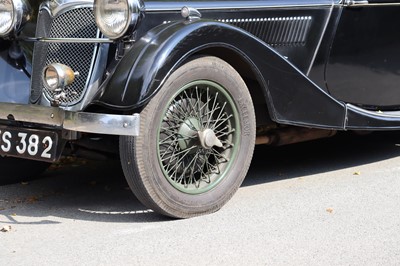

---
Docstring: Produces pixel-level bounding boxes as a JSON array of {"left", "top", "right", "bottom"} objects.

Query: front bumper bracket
[{"left": 0, "top": 103, "right": 140, "bottom": 136}]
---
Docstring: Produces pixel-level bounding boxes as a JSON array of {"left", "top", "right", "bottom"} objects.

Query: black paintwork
[
  {"left": 308, "top": 5, "right": 342, "bottom": 92},
  {"left": 134, "top": 4, "right": 332, "bottom": 74},
  {"left": 327, "top": 6, "right": 400, "bottom": 110},
  {"left": 4, "top": 0, "right": 400, "bottom": 131},
  {"left": 0, "top": 40, "right": 30, "bottom": 104},
  {"left": 98, "top": 18, "right": 346, "bottom": 129}
]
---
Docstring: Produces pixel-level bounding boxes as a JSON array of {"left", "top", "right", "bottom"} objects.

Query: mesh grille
[{"left": 31, "top": 7, "right": 98, "bottom": 105}]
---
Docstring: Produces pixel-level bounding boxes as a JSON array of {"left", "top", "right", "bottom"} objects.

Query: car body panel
[
  {"left": 0, "top": 41, "right": 30, "bottom": 104},
  {"left": 98, "top": 18, "right": 347, "bottom": 129},
  {"left": 1, "top": 0, "right": 400, "bottom": 133},
  {"left": 327, "top": 5, "right": 400, "bottom": 110}
]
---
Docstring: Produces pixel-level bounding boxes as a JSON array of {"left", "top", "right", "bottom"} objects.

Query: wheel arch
[
  {"left": 191, "top": 47, "right": 274, "bottom": 126},
  {"left": 96, "top": 21, "right": 273, "bottom": 113},
  {"left": 97, "top": 19, "right": 346, "bottom": 129}
]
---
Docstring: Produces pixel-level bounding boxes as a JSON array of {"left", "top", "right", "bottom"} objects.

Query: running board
[{"left": 346, "top": 104, "right": 400, "bottom": 130}]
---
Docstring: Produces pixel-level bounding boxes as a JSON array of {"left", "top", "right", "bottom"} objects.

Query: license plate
[{"left": 0, "top": 126, "right": 59, "bottom": 162}]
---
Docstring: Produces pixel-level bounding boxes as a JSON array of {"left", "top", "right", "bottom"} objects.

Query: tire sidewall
[{"left": 132, "top": 57, "right": 255, "bottom": 216}]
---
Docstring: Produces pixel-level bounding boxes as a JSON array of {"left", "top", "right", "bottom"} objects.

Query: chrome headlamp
[
  {"left": 94, "top": 0, "right": 144, "bottom": 40},
  {"left": 0, "top": 0, "right": 31, "bottom": 37}
]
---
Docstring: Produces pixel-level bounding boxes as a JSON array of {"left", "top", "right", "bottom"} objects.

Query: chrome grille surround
[{"left": 31, "top": 5, "right": 99, "bottom": 107}]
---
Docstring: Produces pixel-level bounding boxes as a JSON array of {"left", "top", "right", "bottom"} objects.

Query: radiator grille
[
  {"left": 219, "top": 16, "right": 312, "bottom": 47},
  {"left": 31, "top": 7, "right": 98, "bottom": 105}
]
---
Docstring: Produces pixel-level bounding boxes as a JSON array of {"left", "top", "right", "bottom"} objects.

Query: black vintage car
[{"left": 0, "top": 0, "right": 398, "bottom": 217}]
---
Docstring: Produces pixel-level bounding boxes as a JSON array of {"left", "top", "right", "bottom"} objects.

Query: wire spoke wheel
[
  {"left": 158, "top": 81, "right": 239, "bottom": 194},
  {"left": 120, "top": 56, "right": 255, "bottom": 218}
]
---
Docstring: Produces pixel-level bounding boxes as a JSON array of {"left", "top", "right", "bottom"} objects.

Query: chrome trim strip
[
  {"left": 306, "top": 4, "right": 333, "bottom": 76},
  {"left": 145, "top": 0, "right": 335, "bottom": 11},
  {"left": 0, "top": 103, "right": 140, "bottom": 136},
  {"left": 346, "top": 104, "right": 400, "bottom": 118},
  {"left": 22, "top": 37, "right": 113, "bottom": 43},
  {"left": 146, "top": 4, "right": 334, "bottom": 11},
  {"left": 78, "top": 37, "right": 110, "bottom": 111},
  {"left": 41, "top": 1, "right": 94, "bottom": 17},
  {"left": 344, "top": 103, "right": 348, "bottom": 129},
  {"left": 347, "top": 2, "right": 400, "bottom": 6}
]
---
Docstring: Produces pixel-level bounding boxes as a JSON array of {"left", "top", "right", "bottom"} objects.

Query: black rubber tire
[
  {"left": 0, "top": 157, "right": 50, "bottom": 185},
  {"left": 120, "top": 56, "right": 256, "bottom": 218}
]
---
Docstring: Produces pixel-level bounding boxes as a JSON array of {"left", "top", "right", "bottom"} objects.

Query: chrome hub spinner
[{"left": 198, "top": 128, "right": 223, "bottom": 149}]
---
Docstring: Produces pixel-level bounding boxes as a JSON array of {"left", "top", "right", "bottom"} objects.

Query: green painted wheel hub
[{"left": 157, "top": 80, "right": 240, "bottom": 194}]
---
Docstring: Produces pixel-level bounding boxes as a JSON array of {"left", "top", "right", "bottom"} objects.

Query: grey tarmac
[{"left": 1, "top": 131, "right": 400, "bottom": 265}]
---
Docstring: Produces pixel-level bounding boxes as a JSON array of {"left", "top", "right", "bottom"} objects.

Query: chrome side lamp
[{"left": 42, "top": 63, "right": 79, "bottom": 106}]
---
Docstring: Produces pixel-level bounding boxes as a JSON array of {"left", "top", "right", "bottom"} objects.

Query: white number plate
[{"left": 0, "top": 126, "right": 58, "bottom": 162}]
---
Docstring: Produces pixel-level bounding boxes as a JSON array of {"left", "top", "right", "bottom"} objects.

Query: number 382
[{"left": 0, "top": 131, "right": 54, "bottom": 159}]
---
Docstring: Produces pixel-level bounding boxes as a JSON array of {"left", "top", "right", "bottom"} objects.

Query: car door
[{"left": 326, "top": 1, "right": 400, "bottom": 109}]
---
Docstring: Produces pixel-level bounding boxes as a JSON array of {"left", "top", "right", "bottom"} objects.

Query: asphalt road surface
[{"left": 1, "top": 131, "right": 400, "bottom": 265}]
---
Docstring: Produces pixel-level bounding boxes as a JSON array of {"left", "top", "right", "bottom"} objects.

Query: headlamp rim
[
  {"left": 0, "top": 0, "right": 31, "bottom": 37},
  {"left": 0, "top": 0, "right": 16, "bottom": 36},
  {"left": 43, "top": 65, "right": 61, "bottom": 91},
  {"left": 94, "top": 0, "right": 144, "bottom": 40}
]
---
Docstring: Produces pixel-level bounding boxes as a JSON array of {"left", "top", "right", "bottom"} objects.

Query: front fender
[{"left": 98, "top": 19, "right": 346, "bottom": 128}]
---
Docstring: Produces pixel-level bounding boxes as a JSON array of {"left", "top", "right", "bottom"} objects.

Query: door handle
[{"left": 346, "top": 0, "right": 369, "bottom": 6}]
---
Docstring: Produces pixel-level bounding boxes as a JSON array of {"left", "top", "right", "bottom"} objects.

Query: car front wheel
[{"left": 120, "top": 56, "right": 256, "bottom": 218}]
